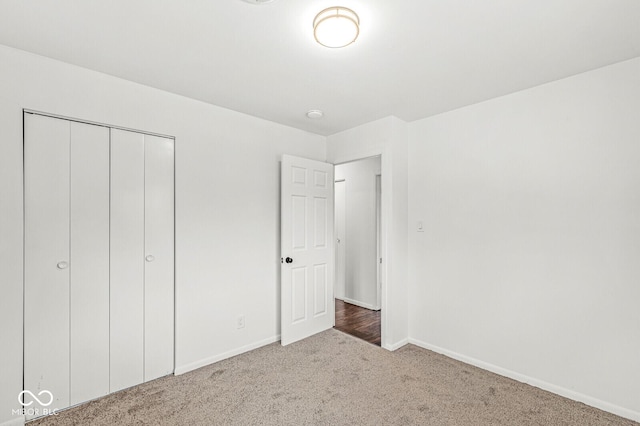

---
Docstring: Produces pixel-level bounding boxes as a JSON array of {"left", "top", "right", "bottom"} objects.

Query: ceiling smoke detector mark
[
  {"left": 306, "top": 110, "right": 324, "bottom": 119},
  {"left": 241, "top": 0, "right": 275, "bottom": 4}
]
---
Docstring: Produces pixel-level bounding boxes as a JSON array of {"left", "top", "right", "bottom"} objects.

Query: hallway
[{"left": 334, "top": 299, "right": 381, "bottom": 346}]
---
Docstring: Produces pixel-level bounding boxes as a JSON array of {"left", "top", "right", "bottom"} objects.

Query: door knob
[
  {"left": 285, "top": 257, "right": 293, "bottom": 264},
  {"left": 145, "top": 255, "right": 155, "bottom": 262},
  {"left": 56, "top": 261, "right": 69, "bottom": 270}
]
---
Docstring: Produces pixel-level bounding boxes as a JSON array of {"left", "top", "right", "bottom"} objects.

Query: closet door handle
[
  {"left": 145, "top": 255, "right": 155, "bottom": 262},
  {"left": 57, "top": 261, "right": 69, "bottom": 270}
]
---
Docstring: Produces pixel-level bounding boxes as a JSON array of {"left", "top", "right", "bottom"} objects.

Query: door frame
[
  {"left": 334, "top": 179, "right": 346, "bottom": 307},
  {"left": 375, "top": 173, "right": 382, "bottom": 311}
]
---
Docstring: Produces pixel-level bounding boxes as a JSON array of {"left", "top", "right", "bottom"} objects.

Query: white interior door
[
  {"left": 281, "top": 155, "right": 334, "bottom": 346},
  {"left": 375, "top": 174, "right": 382, "bottom": 310},
  {"left": 24, "top": 113, "right": 71, "bottom": 416},
  {"left": 334, "top": 180, "right": 346, "bottom": 301}
]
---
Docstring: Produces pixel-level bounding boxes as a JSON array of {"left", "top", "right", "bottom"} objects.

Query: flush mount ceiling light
[{"left": 313, "top": 6, "right": 360, "bottom": 48}]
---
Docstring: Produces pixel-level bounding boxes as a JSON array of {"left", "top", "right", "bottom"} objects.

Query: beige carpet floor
[{"left": 31, "top": 329, "right": 637, "bottom": 425}]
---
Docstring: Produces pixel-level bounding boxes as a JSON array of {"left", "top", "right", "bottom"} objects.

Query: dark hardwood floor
[{"left": 334, "top": 299, "right": 381, "bottom": 346}]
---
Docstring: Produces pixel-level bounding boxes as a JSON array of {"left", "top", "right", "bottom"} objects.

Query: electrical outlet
[{"left": 237, "top": 315, "right": 245, "bottom": 329}]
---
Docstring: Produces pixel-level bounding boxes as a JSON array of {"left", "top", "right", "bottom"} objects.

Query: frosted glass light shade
[{"left": 313, "top": 7, "right": 360, "bottom": 48}]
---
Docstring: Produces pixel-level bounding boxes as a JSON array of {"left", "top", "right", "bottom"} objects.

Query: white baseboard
[
  {"left": 341, "top": 297, "right": 380, "bottom": 311},
  {"left": 383, "top": 337, "right": 409, "bottom": 351},
  {"left": 0, "top": 416, "right": 25, "bottom": 426},
  {"left": 408, "top": 338, "right": 640, "bottom": 423},
  {"left": 174, "top": 335, "right": 280, "bottom": 376}
]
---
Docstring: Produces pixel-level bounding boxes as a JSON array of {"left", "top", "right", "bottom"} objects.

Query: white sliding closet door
[
  {"left": 24, "top": 114, "right": 71, "bottom": 413},
  {"left": 69, "top": 122, "right": 110, "bottom": 405},
  {"left": 144, "top": 135, "right": 175, "bottom": 381},
  {"left": 110, "top": 129, "right": 145, "bottom": 392}
]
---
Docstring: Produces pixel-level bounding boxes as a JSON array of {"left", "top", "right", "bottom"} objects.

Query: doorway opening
[{"left": 333, "top": 156, "right": 381, "bottom": 346}]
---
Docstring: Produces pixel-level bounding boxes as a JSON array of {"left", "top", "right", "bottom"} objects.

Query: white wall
[
  {"left": 327, "top": 116, "right": 409, "bottom": 350},
  {"left": 408, "top": 57, "right": 640, "bottom": 421},
  {"left": 335, "top": 157, "right": 381, "bottom": 310},
  {"left": 0, "top": 98, "right": 24, "bottom": 426},
  {"left": 4, "top": 39, "right": 635, "bottom": 424},
  {"left": 0, "top": 44, "right": 325, "bottom": 425},
  {"left": 388, "top": 118, "right": 409, "bottom": 349}
]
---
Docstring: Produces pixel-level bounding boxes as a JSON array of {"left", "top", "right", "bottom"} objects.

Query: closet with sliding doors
[{"left": 23, "top": 112, "right": 174, "bottom": 418}]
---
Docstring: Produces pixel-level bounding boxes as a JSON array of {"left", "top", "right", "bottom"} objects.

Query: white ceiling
[{"left": 1, "top": 0, "right": 639, "bottom": 135}]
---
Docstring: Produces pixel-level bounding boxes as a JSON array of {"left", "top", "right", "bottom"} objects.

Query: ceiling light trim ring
[{"left": 313, "top": 6, "right": 360, "bottom": 48}]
